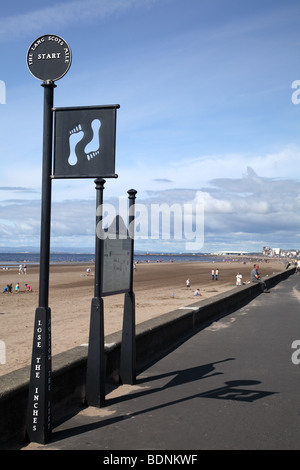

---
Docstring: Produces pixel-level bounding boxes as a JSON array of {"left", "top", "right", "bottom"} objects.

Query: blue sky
[{"left": 1, "top": 0, "right": 300, "bottom": 253}]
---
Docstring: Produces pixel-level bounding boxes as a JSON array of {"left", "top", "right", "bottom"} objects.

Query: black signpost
[
  {"left": 86, "top": 189, "right": 137, "bottom": 406},
  {"left": 26, "top": 34, "right": 72, "bottom": 445},
  {"left": 26, "top": 33, "right": 135, "bottom": 443},
  {"left": 25, "top": 81, "right": 55, "bottom": 445}
]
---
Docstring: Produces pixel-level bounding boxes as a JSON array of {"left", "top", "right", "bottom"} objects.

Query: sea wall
[{"left": 0, "top": 267, "right": 295, "bottom": 447}]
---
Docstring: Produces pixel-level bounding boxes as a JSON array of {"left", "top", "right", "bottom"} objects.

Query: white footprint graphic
[
  {"left": 68, "top": 125, "right": 84, "bottom": 166},
  {"left": 84, "top": 119, "right": 101, "bottom": 160}
]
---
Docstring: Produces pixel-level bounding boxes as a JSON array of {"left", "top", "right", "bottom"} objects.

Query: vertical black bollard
[
  {"left": 120, "top": 189, "right": 137, "bottom": 385},
  {"left": 86, "top": 178, "right": 106, "bottom": 407},
  {"left": 26, "top": 81, "right": 56, "bottom": 444}
]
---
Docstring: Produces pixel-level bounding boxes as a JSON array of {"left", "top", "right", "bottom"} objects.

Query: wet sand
[{"left": 0, "top": 258, "right": 286, "bottom": 375}]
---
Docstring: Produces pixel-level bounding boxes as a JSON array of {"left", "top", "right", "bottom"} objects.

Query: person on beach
[
  {"left": 25, "top": 284, "right": 32, "bottom": 292},
  {"left": 15, "top": 283, "right": 19, "bottom": 293},
  {"left": 236, "top": 272, "right": 242, "bottom": 286},
  {"left": 250, "top": 264, "right": 269, "bottom": 293},
  {"left": 193, "top": 288, "right": 201, "bottom": 296},
  {"left": 215, "top": 269, "right": 219, "bottom": 280},
  {"left": 211, "top": 269, "right": 215, "bottom": 280},
  {"left": 186, "top": 278, "right": 191, "bottom": 289},
  {"left": 3, "top": 283, "right": 12, "bottom": 293}
]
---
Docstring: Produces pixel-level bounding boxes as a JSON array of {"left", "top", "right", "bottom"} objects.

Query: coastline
[{"left": 0, "top": 258, "right": 287, "bottom": 376}]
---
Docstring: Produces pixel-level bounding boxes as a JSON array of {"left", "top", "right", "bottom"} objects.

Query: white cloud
[
  {"left": 3, "top": 141, "right": 300, "bottom": 250},
  {"left": 192, "top": 167, "right": 300, "bottom": 249},
  {"left": 0, "top": 0, "right": 160, "bottom": 43}
]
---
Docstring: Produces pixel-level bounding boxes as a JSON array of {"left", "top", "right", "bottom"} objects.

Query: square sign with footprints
[{"left": 53, "top": 105, "right": 119, "bottom": 178}]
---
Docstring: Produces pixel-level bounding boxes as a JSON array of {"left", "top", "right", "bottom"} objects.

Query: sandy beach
[{"left": 0, "top": 258, "right": 286, "bottom": 376}]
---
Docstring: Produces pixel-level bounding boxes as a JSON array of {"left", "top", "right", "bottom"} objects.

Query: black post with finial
[
  {"left": 86, "top": 178, "right": 106, "bottom": 407},
  {"left": 120, "top": 189, "right": 137, "bottom": 384}
]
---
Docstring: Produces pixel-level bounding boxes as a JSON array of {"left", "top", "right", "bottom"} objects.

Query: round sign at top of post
[{"left": 27, "top": 34, "right": 72, "bottom": 82}]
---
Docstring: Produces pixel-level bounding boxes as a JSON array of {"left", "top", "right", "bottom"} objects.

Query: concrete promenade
[{"left": 20, "top": 272, "right": 300, "bottom": 451}]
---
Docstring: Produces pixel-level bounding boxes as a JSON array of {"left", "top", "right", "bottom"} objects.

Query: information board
[{"left": 102, "top": 216, "right": 132, "bottom": 296}]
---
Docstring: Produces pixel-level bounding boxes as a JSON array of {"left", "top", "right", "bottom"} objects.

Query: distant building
[
  {"left": 262, "top": 247, "right": 300, "bottom": 257},
  {"left": 213, "top": 251, "right": 248, "bottom": 256}
]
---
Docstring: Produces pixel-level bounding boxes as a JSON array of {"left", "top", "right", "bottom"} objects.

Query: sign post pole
[
  {"left": 86, "top": 178, "right": 106, "bottom": 407},
  {"left": 120, "top": 189, "right": 137, "bottom": 385},
  {"left": 26, "top": 81, "right": 55, "bottom": 444},
  {"left": 26, "top": 34, "right": 72, "bottom": 444},
  {"left": 39, "top": 82, "right": 56, "bottom": 308}
]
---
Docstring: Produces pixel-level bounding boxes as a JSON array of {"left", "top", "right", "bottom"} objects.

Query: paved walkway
[{"left": 22, "top": 274, "right": 300, "bottom": 451}]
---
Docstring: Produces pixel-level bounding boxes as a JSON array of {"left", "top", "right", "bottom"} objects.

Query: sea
[{"left": 0, "top": 252, "right": 231, "bottom": 267}]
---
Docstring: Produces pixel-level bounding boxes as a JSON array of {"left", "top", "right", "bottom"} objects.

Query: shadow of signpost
[
  {"left": 50, "top": 359, "right": 277, "bottom": 444},
  {"left": 199, "top": 380, "right": 276, "bottom": 403}
]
